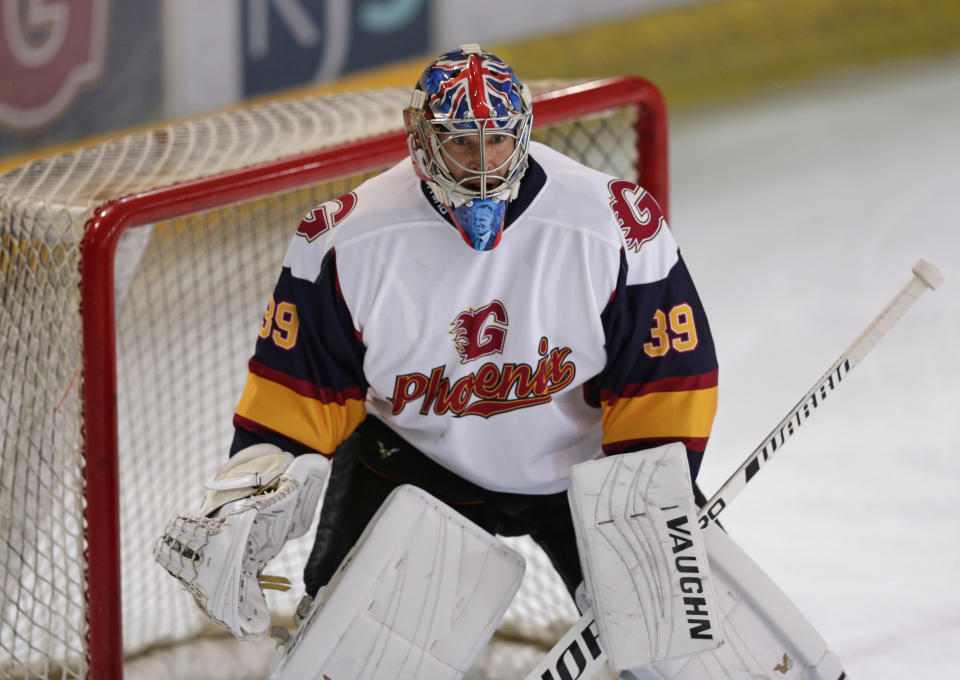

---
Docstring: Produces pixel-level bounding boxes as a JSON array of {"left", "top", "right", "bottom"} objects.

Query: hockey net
[{"left": 0, "top": 77, "right": 667, "bottom": 680}]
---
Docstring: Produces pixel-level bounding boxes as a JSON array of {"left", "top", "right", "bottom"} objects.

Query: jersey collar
[{"left": 420, "top": 156, "right": 547, "bottom": 231}]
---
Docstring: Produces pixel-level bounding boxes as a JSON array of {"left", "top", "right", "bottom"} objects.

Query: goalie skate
[{"left": 155, "top": 447, "right": 329, "bottom": 640}]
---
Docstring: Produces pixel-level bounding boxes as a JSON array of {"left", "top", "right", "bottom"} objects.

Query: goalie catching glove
[{"left": 154, "top": 444, "right": 330, "bottom": 640}]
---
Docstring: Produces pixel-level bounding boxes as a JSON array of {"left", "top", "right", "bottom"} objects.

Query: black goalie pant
[{"left": 303, "top": 415, "right": 583, "bottom": 599}]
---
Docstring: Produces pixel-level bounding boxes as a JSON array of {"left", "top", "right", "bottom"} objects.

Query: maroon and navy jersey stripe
[
  {"left": 231, "top": 250, "right": 367, "bottom": 456},
  {"left": 587, "top": 251, "right": 718, "bottom": 479}
]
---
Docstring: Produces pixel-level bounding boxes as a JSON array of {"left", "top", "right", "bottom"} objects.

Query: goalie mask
[{"left": 404, "top": 44, "right": 533, "bottom": 251}]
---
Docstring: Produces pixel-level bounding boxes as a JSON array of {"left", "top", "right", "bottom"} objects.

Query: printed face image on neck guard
[{"left": 451, "top": 196, "right": 507, "bottom": 251}]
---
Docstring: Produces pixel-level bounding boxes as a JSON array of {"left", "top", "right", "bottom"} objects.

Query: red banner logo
[{"left": 0, "top": 0, "right": 108, "bottom": 132}]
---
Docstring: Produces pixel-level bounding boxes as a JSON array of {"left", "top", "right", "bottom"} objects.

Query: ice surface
[{"left": 672, "top": 55, "right": 960, "bottom": 679}]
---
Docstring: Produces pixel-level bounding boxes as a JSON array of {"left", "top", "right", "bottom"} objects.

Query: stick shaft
[
  {"left": 522, "top": 610, "right": 605, "bottom": 680},
  {"left": 698, "top": 264, "right": 938, "bottom": 530}
]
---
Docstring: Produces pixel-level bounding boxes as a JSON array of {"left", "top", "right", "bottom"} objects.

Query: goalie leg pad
[
  {"left": 154, "top": 446, "right": 330, "bottom": 640},
  {"left": 622, "top": 522, "right": 846, "bottom": 680},
  {"left": 268, "top": 485, "right": 526, "bottom": 680},
  {"left": 568, "top": 444, "right": 723, "bottom": 670}
]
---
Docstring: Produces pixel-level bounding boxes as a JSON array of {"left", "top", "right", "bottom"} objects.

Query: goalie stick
[
  {"left": 523, "top": 259, "right": 942, "bottom": 680},
  {"left": 697, "top": 258, "right": 942, "bottom": 531}
]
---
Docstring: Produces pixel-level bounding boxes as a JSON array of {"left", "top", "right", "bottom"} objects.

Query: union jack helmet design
[
  {"left": 403, "top": 44, "right": 533, "bottom": 211},
  {"left": 420, "top": 47, "right": 527, "bottom": 124}
]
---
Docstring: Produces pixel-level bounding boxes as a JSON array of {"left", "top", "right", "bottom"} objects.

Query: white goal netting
[{"left": 0, "top": 78, "right": 664, "bottom": 680}]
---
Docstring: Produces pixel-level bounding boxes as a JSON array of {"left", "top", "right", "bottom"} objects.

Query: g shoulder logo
[
  {"left": 607, "top": 179, "right": 666, "bottom": 253},
  {"left": 296, "top": 192, "right": 357, "bottom": 242},
  {"left": 450, "top": 300, "right": 508, "bottom": 363}
]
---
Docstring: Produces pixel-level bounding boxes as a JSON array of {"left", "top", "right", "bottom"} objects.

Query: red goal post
[{"left": 0, "top": 76, "right": 667, "bottom": 679}]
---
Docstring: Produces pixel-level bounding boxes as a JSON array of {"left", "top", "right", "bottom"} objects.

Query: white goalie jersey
[{"left": 231, "top": 141, "right": 719, "bottom": 494}]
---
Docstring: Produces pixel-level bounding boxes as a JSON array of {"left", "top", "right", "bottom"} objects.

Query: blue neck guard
[{"left": 451, "top": 198, "right": 507, "bottom": 251}]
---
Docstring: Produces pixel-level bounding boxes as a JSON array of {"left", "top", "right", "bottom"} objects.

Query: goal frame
[{"left": 77, "top": 75, "right": 668, "bottom": 678}]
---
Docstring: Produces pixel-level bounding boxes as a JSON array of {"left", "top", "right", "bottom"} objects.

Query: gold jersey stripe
[
  {"left": 601, "top": 386, "right": 718, "bottom": 446},
  {"left": 235, "top": 372, "right": 365, "bottom": 454}
]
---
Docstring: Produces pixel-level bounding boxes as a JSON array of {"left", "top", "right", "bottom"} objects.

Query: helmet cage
[
  {"left": 403, "top": 46, "right": 533, "bottom": 206},
  {"left": 416, "top": 113, "right": 532, "bottom": 202}
]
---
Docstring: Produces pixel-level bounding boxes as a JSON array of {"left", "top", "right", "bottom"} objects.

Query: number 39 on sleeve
[
  {"left": 642, "top": 302, "right": 698, "bottom": 357},
  {"left": 259, "top": 297, "right": 300, "bottom": 350}
]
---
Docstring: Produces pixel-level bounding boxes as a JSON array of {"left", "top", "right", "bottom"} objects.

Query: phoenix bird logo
[{"left": 450, "top": 300, "right": 509, "bottom": 363}]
